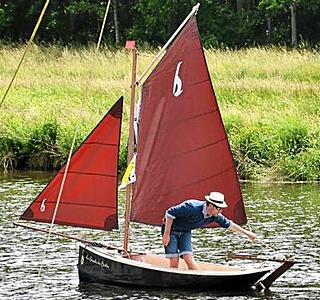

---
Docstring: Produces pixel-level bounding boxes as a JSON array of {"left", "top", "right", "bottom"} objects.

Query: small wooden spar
[
  {"left": 228, "top": 253, "right": 295, "bottom": 291},
  {"left": 14, "top": 222, "right": 114, "bottom": 249},
  {"left": 228, "top": 253, "right": 294, "bottom": 264},
  {"left": 14, "top": 222, "right": 146, "bottom": 259}
]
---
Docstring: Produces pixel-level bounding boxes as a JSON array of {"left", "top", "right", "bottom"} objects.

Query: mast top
[
  {"left": 136, "top": 3, "right": 201, "bottom": 86},
  {"left": 193, "top": 3, "right": 200, "bottom": 15}
]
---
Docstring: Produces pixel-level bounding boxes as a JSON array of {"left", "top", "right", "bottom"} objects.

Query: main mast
[{"left": 123, "top": 41, "right": 138, "bottom": 253}]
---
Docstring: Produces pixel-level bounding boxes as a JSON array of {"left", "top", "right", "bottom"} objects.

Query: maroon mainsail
[
  {"left": 131, "top": 18, "right": 246, "bottom": 226},
  {"left": 20, "top": 97, "right": 123, "bottom": 230}
]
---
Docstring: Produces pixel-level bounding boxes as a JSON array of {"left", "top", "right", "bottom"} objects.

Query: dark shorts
[{"left": 162, "top": 227, "right": 193, "bottom": 258}]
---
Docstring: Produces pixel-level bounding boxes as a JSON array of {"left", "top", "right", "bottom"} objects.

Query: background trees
[{"left": 0, "top": 0, "right": 319, "bottom": 48}]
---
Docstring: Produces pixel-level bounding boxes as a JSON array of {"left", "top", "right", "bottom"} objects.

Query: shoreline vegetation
[{"left": 0, "top": 45, "right": 319, "bottom": 182}]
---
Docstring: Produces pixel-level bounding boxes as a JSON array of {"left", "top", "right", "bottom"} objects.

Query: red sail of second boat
[
  {"left": 20, "top": 97, "right": 123, "bottom": 231},
  {"left": 131, "top": 18, "right": 247, "bottom": 226}
]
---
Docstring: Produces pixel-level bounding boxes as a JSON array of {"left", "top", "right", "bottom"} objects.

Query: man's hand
[
  {"left": 162, "top": 233, "right": 170, "bottom": 246},
  {"left": 246, "top": 231, "right": 257, "bottom": 242},
  {"left": 230, "top": 222, "right": 257, "bottom": 242},
  {"left": 162, "top": 217, "right": 173, "bottom": 246}
]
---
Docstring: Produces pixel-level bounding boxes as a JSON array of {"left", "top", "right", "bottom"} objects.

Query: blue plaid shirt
[{"left": 165, "top": 200, "right": 231, "bottom": 232}]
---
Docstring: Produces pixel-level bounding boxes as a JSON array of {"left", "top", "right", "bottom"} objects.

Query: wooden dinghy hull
[{"left": 77, "top": 244, "right": 272, "bottom": 290}]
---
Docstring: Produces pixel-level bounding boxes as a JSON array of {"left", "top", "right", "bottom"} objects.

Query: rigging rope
[
  {"left": 37, "top": 126, "right": 78, "bottom": 278},
  {"left": 0, "top": 0, "right": 52, "bottom": 108}
]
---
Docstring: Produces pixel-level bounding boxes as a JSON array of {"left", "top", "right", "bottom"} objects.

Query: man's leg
[
  {"left": 169, "top": 257, "right": 179, "bottom": 268},
  {"left": 163, "top": 231, "right": 179, "bottom": 268},
  {"left": 183, "top": 254, "right": 198, "bottom": 270},
  {"left": 179, "top": 232, "right": 198, "bottom": 270}
]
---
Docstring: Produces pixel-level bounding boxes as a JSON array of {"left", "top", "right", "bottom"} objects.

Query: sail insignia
[
  {"left": 173, "top": 61, "right": 183, "bottom": 97},
  {"left": 40, "top": 198, "right": 46, "bottom": 212}
]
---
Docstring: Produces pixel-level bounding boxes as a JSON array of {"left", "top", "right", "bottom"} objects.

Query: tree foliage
[{"left": 0, "top": 0, "right": 319, "bottom": 47}]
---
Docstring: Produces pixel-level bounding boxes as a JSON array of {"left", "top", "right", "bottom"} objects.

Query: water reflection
[{"left": 0, "top": 172, "right": 319, "bottom": 299}]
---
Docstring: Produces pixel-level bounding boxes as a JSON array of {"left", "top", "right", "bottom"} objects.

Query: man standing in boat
[{"left": 162, "top": 192, "right": 256, "bottom": 270}]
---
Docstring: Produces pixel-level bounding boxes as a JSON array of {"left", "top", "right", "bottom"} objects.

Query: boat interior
[{"left": 129, "top": 253, "right": 242, "bottom": 272}]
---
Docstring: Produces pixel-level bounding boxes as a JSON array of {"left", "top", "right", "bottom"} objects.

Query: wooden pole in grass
[
  {"left": 0, "top": 0, "right": 52, "bottom": 108},
  {"left": 96, "top": 0, "right": 112, "bottom": 51}
]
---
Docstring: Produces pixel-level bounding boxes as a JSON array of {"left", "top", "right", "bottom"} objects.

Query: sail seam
[
  {"left": 172, "top": 165, "right": 236, "bottom": 193},
  {"left": 159, "top": 165, "right": 236, "bottom": 198},
  {"left": 154, "top": 108, "right": 219, "bottom": 134},
  {"left": 181, "top": 136, "right": 227, "bottom": 155},
  {"left": 157, "top": 136, "right": 228, "bottom": 163},
  {"left": 135, "top": 165, "right": 236, "bottom": 205},
  {"left": 58, "top": 171, "right": 116, "bottom": 178},
  {"left": 33, "top": 202, "right": 117, "bottom": 208},
  {"left": 84, "top": 142, "right": 118, "bottom": 146},
  {"left": 176, "top": 108, "right": 217, "bottom": 123},
  {"left": 191, "top": 78, "right": 211, "bottom": 87}
]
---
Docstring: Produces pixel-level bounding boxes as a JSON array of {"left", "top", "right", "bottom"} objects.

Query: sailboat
[{"left": 16, "top": 4, "right": 294, "bottom": 291}]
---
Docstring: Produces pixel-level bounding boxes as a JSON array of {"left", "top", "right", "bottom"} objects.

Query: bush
[
  {"left": 21, "top": 121, "right": 60, "bottom": 169},
  {"left": 0, "top": 136, "right": 22, "bottom": 172},
  {"left": 278, "top": 149, "right": 320, "bottom": 181},
  {"left": 231, "top": 123, "right": 280, "bottom": 162},
  {"left": 276, "top": 118, "right": 310, "bottom": 156}
]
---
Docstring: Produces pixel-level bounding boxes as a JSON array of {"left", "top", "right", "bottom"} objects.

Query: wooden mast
[{"left": 123, "top": 41, "right": 137, "bottom": 253}]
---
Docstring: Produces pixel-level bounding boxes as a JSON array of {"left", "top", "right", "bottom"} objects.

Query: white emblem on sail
[
  {"left": 134, "top": 93, "right": 142, "bottom": 144},
  {"left": 173, "top": 61, "right": 183, "bottom": 97},
  {"left": 40, "top": 198, "right": 46, "bottom": 212}
]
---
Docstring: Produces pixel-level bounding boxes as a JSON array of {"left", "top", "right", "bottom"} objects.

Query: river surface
[{"left": 0, "top": 172, "right": 319, "bottom": 300}]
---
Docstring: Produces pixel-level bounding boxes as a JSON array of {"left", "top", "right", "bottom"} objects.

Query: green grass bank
[{"left": 0, "top": 45, "right": 319, "bottom": 181}]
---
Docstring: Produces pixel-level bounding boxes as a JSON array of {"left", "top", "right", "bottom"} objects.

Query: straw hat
[{"left": 204, "top": 192, "right": 228, "bottom": 208}]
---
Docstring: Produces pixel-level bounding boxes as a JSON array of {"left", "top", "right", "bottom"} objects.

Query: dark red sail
[
  {"left": 20, "top": 97, "right": 123, "bottom": 230},
  {"left": 131, "top": 18, "right": 247, "bottom": 226}
]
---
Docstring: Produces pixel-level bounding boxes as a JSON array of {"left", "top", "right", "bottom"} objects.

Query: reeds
[{"left": 0, "top": 45, "right": 319, "bottom": 181}]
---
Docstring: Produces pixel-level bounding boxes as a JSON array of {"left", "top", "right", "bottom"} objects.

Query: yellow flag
[{"left": 118, "top": 154, "right": 136, "bottom": 190}]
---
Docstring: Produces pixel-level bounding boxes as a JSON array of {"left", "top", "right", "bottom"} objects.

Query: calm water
[{"left": 0, "top": 172, "right": 319, "bottom": 300}]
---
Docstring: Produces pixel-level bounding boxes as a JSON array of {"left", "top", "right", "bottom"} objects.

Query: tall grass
[{"left": 0, "top": 45, "right": 319, "bottom": 181}]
